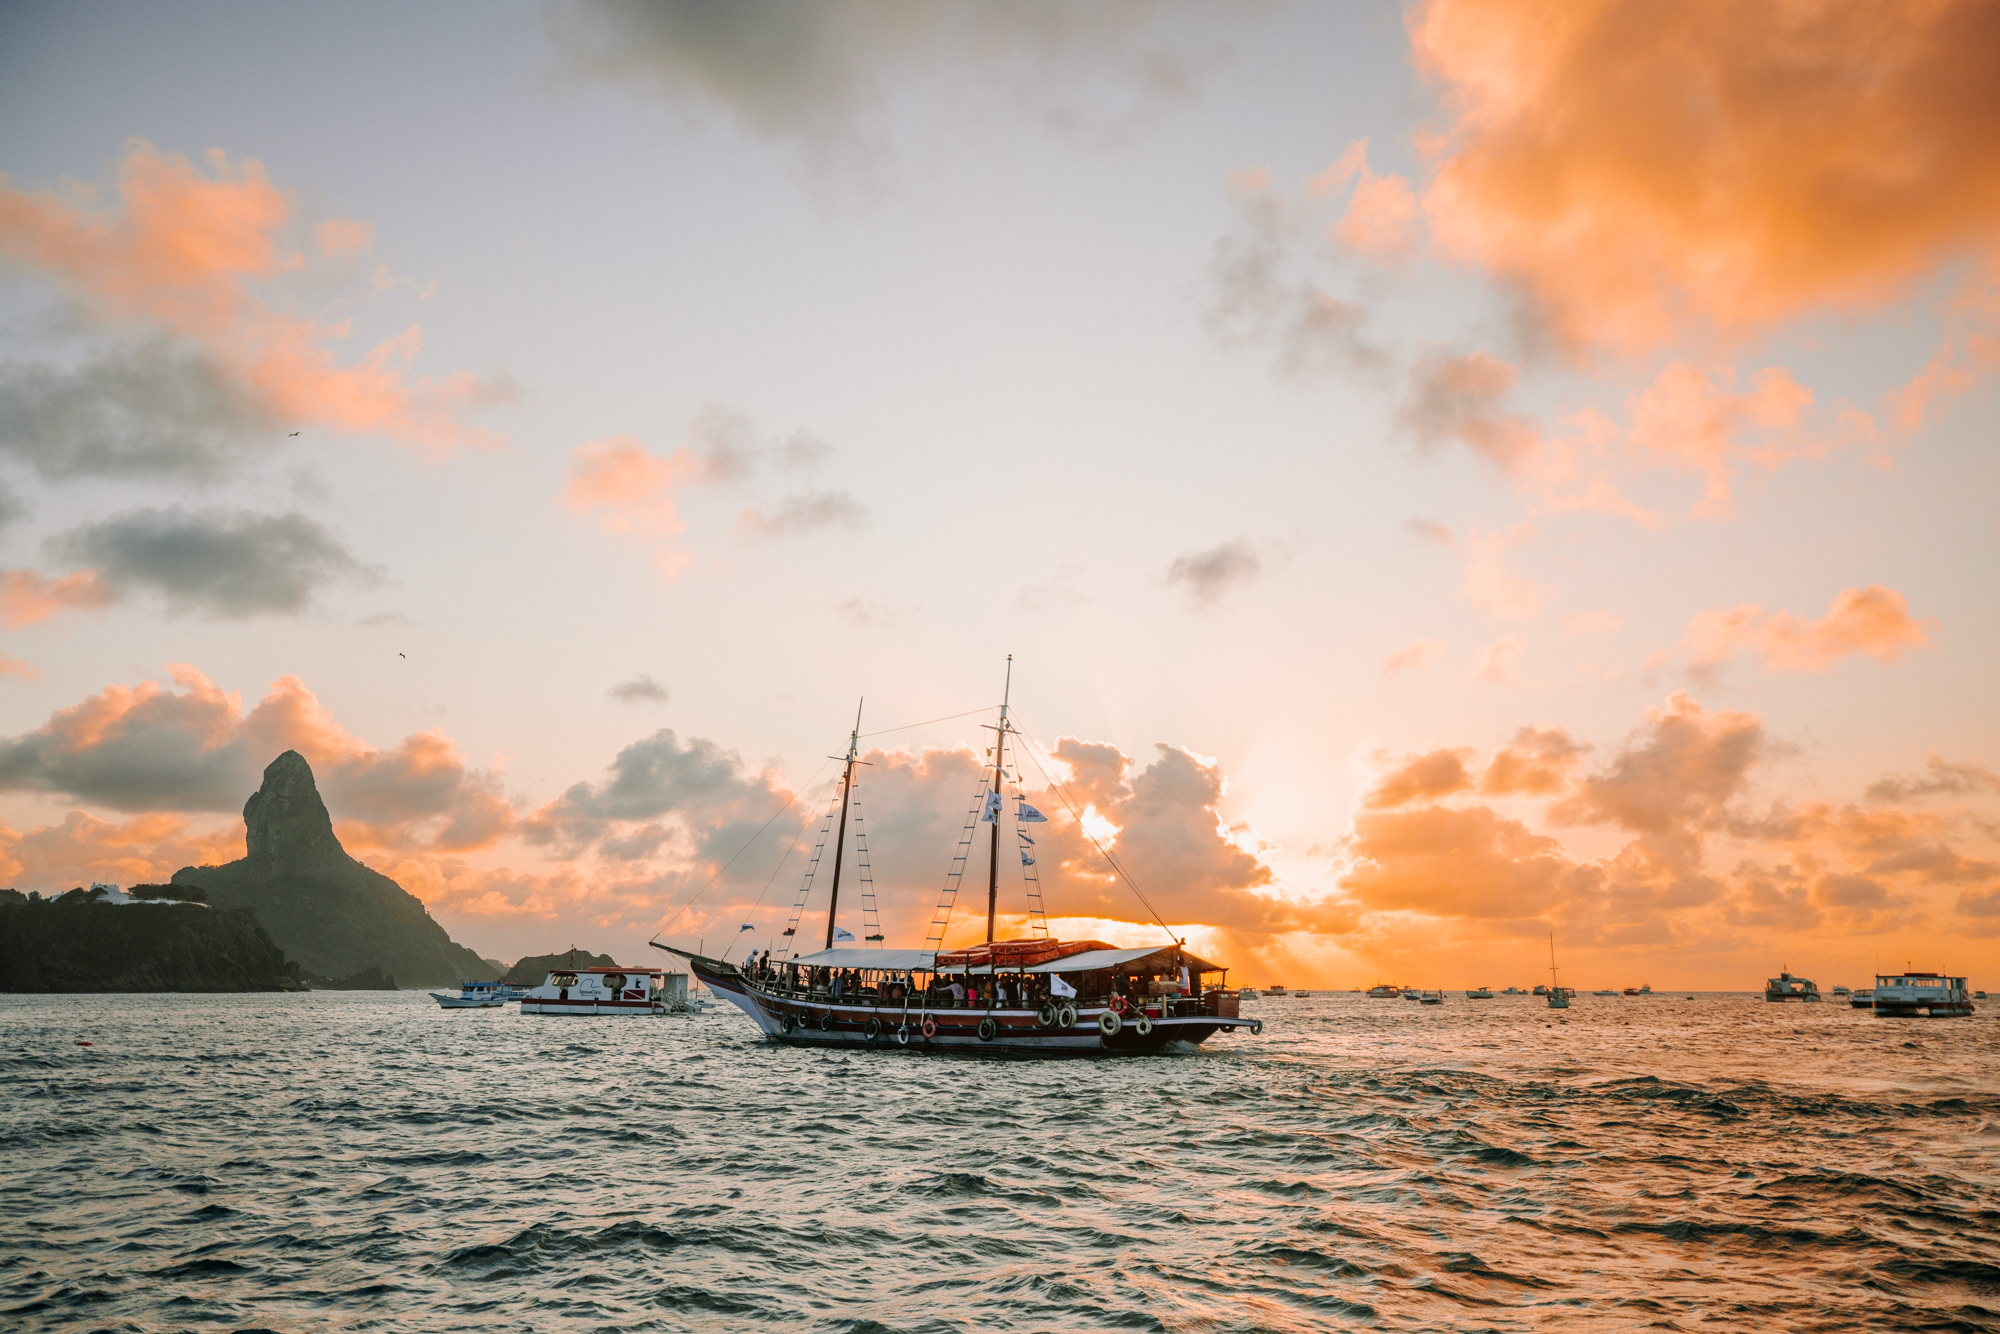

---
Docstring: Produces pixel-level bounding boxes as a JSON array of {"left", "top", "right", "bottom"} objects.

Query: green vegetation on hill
[{"left": 0, "top": 898, "right": 304, "bottom": 992}]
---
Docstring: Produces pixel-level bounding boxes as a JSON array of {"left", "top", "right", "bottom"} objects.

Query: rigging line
[
  {"left": 1010, "top": 719, "right": 1178, "bottom": 944},
  {"left": 857, "top": 706, "right": 995, "bottom": 739},
  {"left": 721, "top": 784, "right": 836, "bottom": 962},
  {"left": 646, "top": 757, "right": 836, "bottom": 944}
]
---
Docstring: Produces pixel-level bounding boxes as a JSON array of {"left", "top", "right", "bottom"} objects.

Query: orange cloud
[
  {"left": 1411, "top": 0, "right": 2000, "bottom": 357},
  {"left": 314, "top": 217, "right": 374, "bottom": 256},
  {"left": 0, "top": 568, "right": 113, "bottom": 628},
  {"left": 0, "top": 664, "right": 514, "bottom": 852},
  {"left": 0, "top": 655, "right": 36, "bottom": 680},
  {"left": 1382, "top": 638, "right": 1445, "bottom": 678},
  {"left": 1315, "top": 139, "right": 1419, "bottom": 261},
  {"left": 1625, "top": 361, "right": 1815, "bottom": 518},
  {"left": 1362, "top": 747, "right": 1475, "bottom": 809},
  {"left": 0, "top": 144, "right": 505, "bottom": 454},
  {"left": 0, "top": 809, "right": 243, "bottom": 890},
  {"left": 562, "top": 436, "right": 702, "bottom": 536},
  {"left": 1684, "top": 585, "right": 1934, "bottom": 673}
]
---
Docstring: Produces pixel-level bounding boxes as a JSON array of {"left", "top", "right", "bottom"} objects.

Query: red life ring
[
  {"left": 1108, "top": 995, "right": 1128, "bottom": 1015},
  {"left": 921, "top": 1017, "right": 938, "bottom": 1039}
]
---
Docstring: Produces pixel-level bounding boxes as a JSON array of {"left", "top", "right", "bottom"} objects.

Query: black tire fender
[
  {"left": 1037, "top": 1001, "right": 1058, "bottom": 1027},
  {"left": 1133, "top": 1013, "right": 1153, "bottom": 1037},
  {"left": 1098, "top": 1010, "right": 1122, "bottom": 1037},
  {"left": 865, "top": 1017, "right": 882, "bottom": 1040},
  {"left": 1057, "top": 1003, "right": 1077, "bottom": 1030},
  {"left": 977, "top": 1018, "right": 998, "bottom": 1042}
]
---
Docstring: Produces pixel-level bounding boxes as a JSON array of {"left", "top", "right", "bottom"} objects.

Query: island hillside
[
  {"left": 0, "top": 895, "right": 304, "bottom": 992},
  {"left": 502, "top": 948, "right": 619, "bottom": 985},
  {"left": 172, "top": 750, "right": 490, "bottom": 987}
]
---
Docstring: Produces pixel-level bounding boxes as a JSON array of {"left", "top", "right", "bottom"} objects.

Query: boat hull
[
  {"left": 429, "top": 994, "right": 506, "bottom": 1008},
  {"left": 1872, "top": 999, "right": 1975, "bottom": 1018},
  {"left": 664, "top": 948, "right": 1260, "bottom": 1056},
  {"left": 520, "top": 998, "right": 667, "bottom": 1016}
]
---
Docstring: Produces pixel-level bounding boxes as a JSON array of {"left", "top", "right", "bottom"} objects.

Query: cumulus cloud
[
  {"left": 1397, "top": 350, "right": 1537, "bottom": 470},
  {"left": 563, "top": 435, "right": 703, "bottom": 537},
  {"left": 0, "top": 144, "right": 509, "bottom": 456},
  {"left": 523, "top": 728, "right": 782, "bottom": 858},
  {"left": 50, "top": 506, "right": 377, "bottom": 618},
  {"left": 1166, "top": 539, "right": 1261, "bottom": 609},
  {"left": 0, "top": 567, "right": 113, "bottom": 629},
  {"left": 0, "top": 666, "right": 513, "bottom": 854},
  {"left": 0, "top": 340, "right": 276, "bottom": 480},
  {"left": 608, "top": 673, "right": 670, "bottom": 704},
  {"left": 1331, "top": 691, "right": 1987, "bottom": 949},
  {"left": 0, "top": 810, "right": 245, "bottom": 892},
  {"left": 1313, "top": 138, "right": 1419, "bottom": 262},
  {"left": 1410, "top": 0, "right": 2000, "bottom": 357},
  {"left": 737, "top": 489, "right": 871, "bottom": 536},
  {"left": 1681, "top": 585, "right": 1933, "bottom": 674}
]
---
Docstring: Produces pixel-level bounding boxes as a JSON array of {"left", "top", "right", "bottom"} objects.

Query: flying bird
[
  {"left": 397, "top": 652, "right": 406, "bottom": 658},
  {"left": 288, "top": 431, "right": 300, "bottom": 436}
]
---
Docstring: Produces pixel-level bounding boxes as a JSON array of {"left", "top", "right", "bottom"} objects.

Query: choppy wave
[{"left": 1, "top": 991, "right": 1995, "bottom": 1332}]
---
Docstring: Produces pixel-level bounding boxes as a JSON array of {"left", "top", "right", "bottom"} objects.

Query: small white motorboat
[
  {"left": 1466, "top": 986, "right": 1493, "bottom": 999},
  {"left": 430, "top": 980, "right": 510, "bottom": 1009}
]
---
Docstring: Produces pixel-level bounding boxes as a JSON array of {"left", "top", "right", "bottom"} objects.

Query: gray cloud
[
  {"left": 1404, "top": 517, "right": 1454, "bottom": 546},
  {"left": 551, "top": 0, "right": 1212, "bottom": 157},
  {"left": 1866, "top": 757, "right": 2000, "bottom": 804},
  {"left": 1202, "top": 189, "right": 1385, "bottom": 377},
  {"left": 687, "top": 402, "right": 759, "bottom": 481},
  {"left": 1167, "top": 539, "right": 1262, "bottom": 610},
  {"left": 0, "top": 479, "right": 24, "bottom": 535},
  {"left": 0, "top": 340, "right": 276, "bottom": 481},
  {"left": 50, "top": 507, "right": 378, "bottom": 618},
  {"left": 609, "top": 673, "right": 671, "bottom": 704},
  {"left": 523, "top": 727, "right": 775, "bottom": 854},
  {"left": 738, "top": 489, "right": 871, "bottom": 536}
]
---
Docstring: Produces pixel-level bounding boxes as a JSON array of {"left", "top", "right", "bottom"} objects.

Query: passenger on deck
[{"left": 948, "top": 978, "right": 966, "bottom": 1006}]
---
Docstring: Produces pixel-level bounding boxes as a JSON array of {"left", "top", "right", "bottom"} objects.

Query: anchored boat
[
  {"left": 1871, "top": 971, "right": 1975, "bottom": 1018},
  {"left": 1765, "top": 970, "right": 1823, "bottom": 1002},
  {"left": 651, "top": 662, "right": 1261, "bottom": 1056},
  {"left": 520, "top": 966, "right": 686, "bottom": 1015}
]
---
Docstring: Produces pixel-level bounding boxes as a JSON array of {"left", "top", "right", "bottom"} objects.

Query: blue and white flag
[
  {"left": 833, "top": 926, "right": 855, "bottom": 942},
  {"left": 1049, "top": 975, "right": 1076, "bottom": 998},
  {"left": 1020, "top": 852, "right": 1036, "bottom": 867},
  {"left": 1016, "top": 801, "right": 1048, "bottom": 823},
  {"left": 737, "top": 923, "right": 754, "bottom": 933},
  {"left": 981, "top": 790, "right": 1004, "bottom": 823}
]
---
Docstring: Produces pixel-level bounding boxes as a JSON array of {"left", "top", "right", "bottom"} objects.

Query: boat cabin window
[
  {"left": 553, "top": 973, "right": 579, "bottom": 988},
  {"left": 603, "top": 974, "right": 626, "bottom": 990}
]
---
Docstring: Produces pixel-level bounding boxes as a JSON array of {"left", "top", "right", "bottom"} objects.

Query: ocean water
[{"left": 2, "top": 990, "right": 1996, "bottom": 1333}]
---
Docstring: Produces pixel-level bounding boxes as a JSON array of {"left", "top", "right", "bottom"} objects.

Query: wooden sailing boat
[
  {"left": 1547, "top": 932, "right": 1570, "bottom": 1009},
  {"left": 650, "top": 659, "right": 1263, "bottom": 1055}
]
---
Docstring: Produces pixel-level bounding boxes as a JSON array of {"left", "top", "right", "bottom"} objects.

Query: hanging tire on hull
[
  {"left": 1037, "top": 1002, "right": 1058, "bottom": 1027},
  {"left": 1133, "top": 1014, "right": 1153, "bottom": 1037},
  {"left": 896, "top": 1026, "right": 909, "bottom": 1045},
  {"left": 1057, "top": 1004, "right": 1077, "bottom": 1029},
  {"left": 1098, "top": 1011, "right": 1122, "bottom": 1037},
  {"left": 777, "top": 1013, "right": 794, "bottom": 1035},
  {"left": 865, "top": 1018, "right": 882, "bottom": 1040},
  {"left": 978, "top": 1018, "right": 998, "bottom": 1042}
]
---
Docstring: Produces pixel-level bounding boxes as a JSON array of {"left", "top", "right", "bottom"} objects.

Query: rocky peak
[{"left": 243, "top": 750, "right": 348, "bottom": 872}]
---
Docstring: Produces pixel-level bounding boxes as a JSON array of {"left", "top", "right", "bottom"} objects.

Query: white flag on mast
[
  {"left": 980, "top": 790, "right": 1003, "bottom": 823},
  {"left": 1016, "top": 801, "right": 1048, "bottom": 823},
  {"left": 833, "top": 927, "right": 855, "bottom": 942}
]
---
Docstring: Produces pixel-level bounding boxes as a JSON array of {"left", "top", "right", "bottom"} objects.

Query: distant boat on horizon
[
  {"left": 1765, "top": 969, "right": 1823, "bottom": 1003},
  {"left": 1466, "top": 986, "right": 1493, "bottom": 999},
  {"left": 1547, "top": 934, "right": 1570, "bottom": 1010}
]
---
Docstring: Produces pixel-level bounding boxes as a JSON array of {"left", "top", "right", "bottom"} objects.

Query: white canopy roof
[
  {"left": 1024, "top": 946, "right": 1173, "bottom": 974},
  {"left": 785, "top": 947, "right": 937, "bottom": 970}
]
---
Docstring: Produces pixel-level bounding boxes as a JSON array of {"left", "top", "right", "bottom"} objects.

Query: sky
[{"left": 1, "top": 0, "right": 1996, "bottom": 990}]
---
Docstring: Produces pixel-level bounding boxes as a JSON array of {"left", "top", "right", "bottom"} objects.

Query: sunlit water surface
[{"left": 3, "top": 991, "right": 1996, "bottom": 1332}]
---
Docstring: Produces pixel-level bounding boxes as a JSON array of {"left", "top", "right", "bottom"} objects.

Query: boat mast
[
  {"left": 824, "top": 700, "right": 862, "bottom": 952},
  {"left": 987, "top": 656, "right": 1013, "bottom": 944},
  {"left": 1548, "top": 932, "right": 1558, "bottom": 992}
]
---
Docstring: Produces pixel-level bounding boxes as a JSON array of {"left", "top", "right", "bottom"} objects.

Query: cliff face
[
  {"left": 173, "top": 751, "right": 490, "bottom": 987},
  {"left": 0, "top": 901, "right": 302, "bottom": 992}
]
